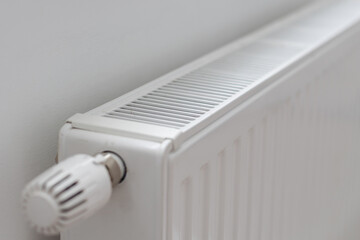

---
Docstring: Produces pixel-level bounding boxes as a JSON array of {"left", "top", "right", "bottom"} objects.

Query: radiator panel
[{"left": 167, "top": 25, "right": 360, "bottom": 240}]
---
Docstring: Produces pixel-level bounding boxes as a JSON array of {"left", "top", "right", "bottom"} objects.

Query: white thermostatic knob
[{"left": 22, "top": 152, "right": 126, "bottom": 235}]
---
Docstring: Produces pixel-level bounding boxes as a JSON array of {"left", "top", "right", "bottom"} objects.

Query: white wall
[{"left": 0, "top": 0, "right": 311, "bottom": 239}]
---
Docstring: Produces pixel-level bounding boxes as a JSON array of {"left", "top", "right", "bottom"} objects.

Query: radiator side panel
[
  {"left": 58, "top": 129, "right": 171, "bottom": 240},
  {"left": 167, "top": 21, "right": 360, "bottom": 240}
]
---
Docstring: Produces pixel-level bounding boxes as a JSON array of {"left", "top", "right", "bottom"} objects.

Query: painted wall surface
[{"left": 0, "top": 0, "right": 311, "bottom": 239}]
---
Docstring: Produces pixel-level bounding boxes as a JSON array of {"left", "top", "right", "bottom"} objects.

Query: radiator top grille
[
  {"left": 104, "top": 39, "right": 308, "bottom": 128},
  {"left": 103, "top": 0, "right": 359, "bottom": 130},
  {"left": 106, "top": 71, "right": 249, "bottom": 129},
  {"left": 66, "top": 0, "right": 360, "bottom": 146}
]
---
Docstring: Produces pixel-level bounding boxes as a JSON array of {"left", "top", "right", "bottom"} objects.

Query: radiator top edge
[{"left": 67, "top": 0, "right": 360, "bottom": 149}]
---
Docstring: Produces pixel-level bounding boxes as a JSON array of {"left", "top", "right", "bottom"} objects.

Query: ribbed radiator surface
[
  {"left": 167, "top": 56, "right": 360, "bottom": 240},
  {"left": 166, "top": 1, "right": 360, "bottom": 238}
]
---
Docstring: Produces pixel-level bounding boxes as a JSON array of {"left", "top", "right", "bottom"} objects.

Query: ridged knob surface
[{"left": 22, "top": 154, "right": 118, "bottom": 235}]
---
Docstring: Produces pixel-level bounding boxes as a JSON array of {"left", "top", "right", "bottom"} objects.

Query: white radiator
[{"left": 22, "top": 0, "right": 360, "bottom": 239}]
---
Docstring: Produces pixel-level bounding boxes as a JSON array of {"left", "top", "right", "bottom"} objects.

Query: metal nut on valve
[{"left": 95, "top": 152, "right": 127, "bottom": 187}]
